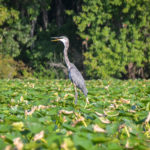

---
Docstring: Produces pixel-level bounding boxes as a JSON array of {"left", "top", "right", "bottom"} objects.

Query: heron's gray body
[{"left": 69, "top": 63, "right": 88, "bottom": 96}]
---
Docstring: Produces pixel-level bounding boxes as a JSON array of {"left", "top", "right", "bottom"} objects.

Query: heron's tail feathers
[{"left": 82, "top": 86, "right": 88, "bottom": 97}]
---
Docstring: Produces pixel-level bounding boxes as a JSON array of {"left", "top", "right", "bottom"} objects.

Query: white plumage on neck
[
  {"left": 59, "top": 37, "right": 71, "bottom": 69},
  {"left": 60, "top": 38, "right": 68, "bottom": 46}
]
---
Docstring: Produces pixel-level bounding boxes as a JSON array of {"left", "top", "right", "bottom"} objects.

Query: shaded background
[{"left": 0, "top": 0, "right": 150, "bottom": 79}]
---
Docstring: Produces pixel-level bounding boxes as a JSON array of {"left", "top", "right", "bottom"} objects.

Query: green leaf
[{"left": 73, "top": 134, "right": 93, "bottom": 150}]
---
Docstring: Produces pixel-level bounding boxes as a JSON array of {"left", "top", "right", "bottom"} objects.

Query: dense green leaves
[
  {"left": 72, "top": 0, "right": 150, "bottom": 79},
  {"left": 0, "top": 3, "right": 33, "bottom": 57},
  {"left": 0, "top": 79, "right": 150, "bottom": 149}
]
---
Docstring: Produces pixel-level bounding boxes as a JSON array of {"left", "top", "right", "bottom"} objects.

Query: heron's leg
[
  {"left": 74, "top": 84, "right": 78, "bottom": 104},
  {"left": 84, "top": 97, "right": 89, "bottom": 108}
]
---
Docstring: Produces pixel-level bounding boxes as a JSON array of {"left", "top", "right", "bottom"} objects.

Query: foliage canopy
[
  {"left": 0, "top": 0, "right": 150, "bottom": 79},
  {"left": 72, "top": 0, "right": 150, "bottom": 79}
]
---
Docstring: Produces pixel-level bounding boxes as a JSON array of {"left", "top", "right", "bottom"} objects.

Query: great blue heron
[{"left": 51, "top": 36, "right": 89, "bottom": 106}]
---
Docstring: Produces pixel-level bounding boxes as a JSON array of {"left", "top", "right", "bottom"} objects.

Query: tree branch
[{"left": 48, "top": 62, "right": 68, "bottom": 77}]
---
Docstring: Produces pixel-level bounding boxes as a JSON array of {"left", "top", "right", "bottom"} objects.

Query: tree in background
[
  {"left": 71, "top": 0, "right": 150, "bottom": 79},
  {"left": 0, "top": 1, "right": 32, "bottom": 58},
  {"left": 0, "top": 0, "right": 34, "bottom": 78}
]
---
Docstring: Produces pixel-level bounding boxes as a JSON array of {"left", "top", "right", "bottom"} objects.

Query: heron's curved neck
[{"left": 64, "top": 43, "right": 71, "bottom": 69}]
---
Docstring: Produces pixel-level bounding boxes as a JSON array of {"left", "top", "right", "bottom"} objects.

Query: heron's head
[{"left": 51, "top": 36, "right": 69, "bottom": 46}]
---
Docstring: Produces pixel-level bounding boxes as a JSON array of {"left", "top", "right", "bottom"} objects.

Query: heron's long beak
[
  {"left": 51, "top": 39, "right": 59, "bottom": 42},
  {"left": 51, "top": 37, "right": 60, "bottom": 42}
]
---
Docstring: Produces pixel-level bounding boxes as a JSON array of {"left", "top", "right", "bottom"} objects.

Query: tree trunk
[
  {"left": 42, "top": 9, "right": 48, "bottom": 29},
  {"left": 128, "top": 63, "right": 136, "bottom": 79},
  {"left": 30, "top": 18, "right": 37, "bottom": 49},
  {"left": 55, "top": 0, "right": 64, "bottom": 27}
]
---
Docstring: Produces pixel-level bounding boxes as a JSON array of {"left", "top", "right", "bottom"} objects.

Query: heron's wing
[
  {"left": 69, "top": 63, "right": 88, "bottom": 96},
  {"left": 69, "top": 63, "right": 85, "bottom": 85}
]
